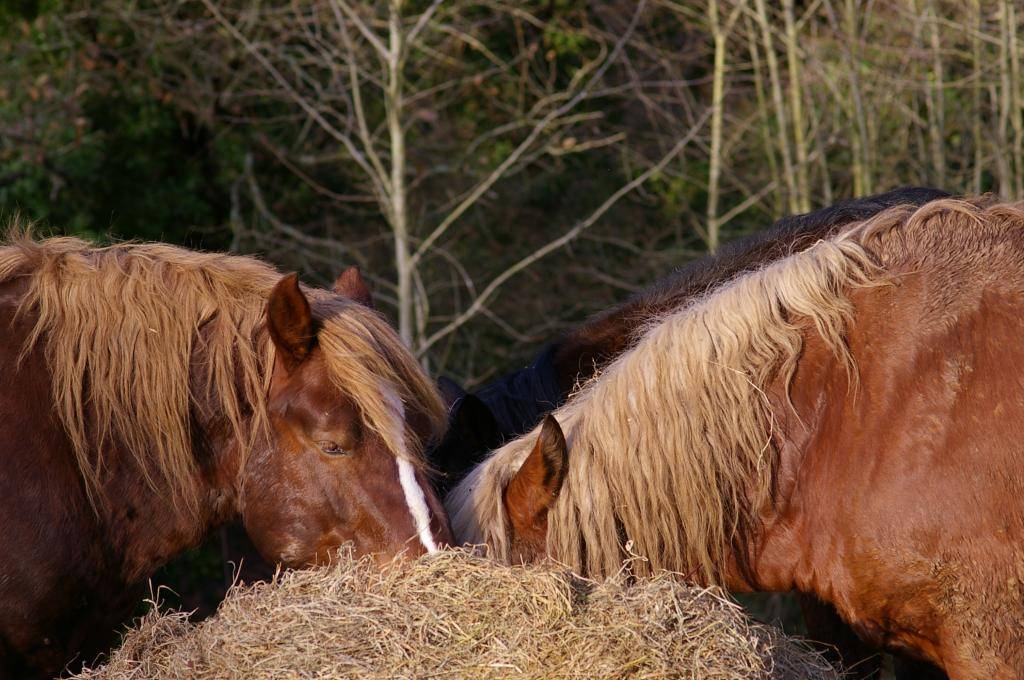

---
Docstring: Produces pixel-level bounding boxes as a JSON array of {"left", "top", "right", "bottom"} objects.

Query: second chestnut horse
[
  {"left": 450, "top": 199, "right": 1024, "bottom": 678},
  {"left": 435, "top": 186, "right": 949, "bottom": 678}
]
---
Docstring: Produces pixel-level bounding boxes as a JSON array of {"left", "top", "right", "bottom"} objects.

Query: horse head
[
  {"left": 428, "top": 376, "right": 503, "bottom": 495},
  {"left": 240, "top": 268, "right": 453, "bottom": 566}
]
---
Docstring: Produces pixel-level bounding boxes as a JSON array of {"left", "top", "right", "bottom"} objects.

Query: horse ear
[
  {"left": 268, "top": 273, "right": 315, "bottom": 372},
  {"left": 433, "top": 393, "right": 504, "bottom": 489},
  {"left": 437, "top": 376, "right": 467, "bottom": 409},
  {"left": 430, "top": 379, "right": 504, "bottom": 493},
  {"left": 333, "top": 266, "right": 373, "bottom": 307},
  {"left": 503, "top": 415, "right": 567, "bottom": 531},
  {"left": 452, "top": 394, "right": 503, "bottom": 453}
]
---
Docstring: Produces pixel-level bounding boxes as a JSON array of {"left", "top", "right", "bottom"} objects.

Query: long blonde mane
[
  {"left": 448, "top": 198, "right": 1008, "bottom": 584},
  {"left": 0, "top": 231, "right": 445, "bottom": 514}
]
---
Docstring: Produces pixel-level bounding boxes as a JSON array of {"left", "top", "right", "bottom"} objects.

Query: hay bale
[{"left": 76, "top": 551, "right": 837, "bottom": 679}]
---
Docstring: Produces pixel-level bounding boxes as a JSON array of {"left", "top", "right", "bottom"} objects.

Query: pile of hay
[{"left": 77, "top": 551, "right": 837, "bottom": 679}]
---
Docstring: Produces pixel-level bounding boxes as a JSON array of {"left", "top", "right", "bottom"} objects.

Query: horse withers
[
  {"left": 0, "top": 234, "right": 451, "bottom": 678},
  {"left": 449, "top": 199, "right": 1024, "bottom": 678}
]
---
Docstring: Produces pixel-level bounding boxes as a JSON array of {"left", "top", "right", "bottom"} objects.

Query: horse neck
[
  {"left": 551, "top": 235, "right": 819, "bottom": 394},
  {"left": 716, "top": 314, "right": 863, "bottom": 597},
  {"left": 101, "top": 356, "right": 246, "bottom": 583},
  {"left": 96, "top": 448, "right": 234, "bottom": 584},
  {"left": 552, "top": 187, "right": 950, "bottom": 395}
]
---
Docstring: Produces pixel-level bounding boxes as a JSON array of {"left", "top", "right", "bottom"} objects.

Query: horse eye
[{"left": 317, "top": 441, "right": 350, "bottom": 456}]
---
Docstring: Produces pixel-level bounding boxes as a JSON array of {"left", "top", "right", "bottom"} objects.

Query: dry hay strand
[{"left": 76, "top": 550, "right": 838, "bottom": 679}]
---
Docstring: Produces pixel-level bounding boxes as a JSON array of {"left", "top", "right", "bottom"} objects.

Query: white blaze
[
  {"left": 398, "top": 456, "right": 439, "bottom": 554},
  {"left": 387, "top": 389, "right": 439, "bottom": 554}
]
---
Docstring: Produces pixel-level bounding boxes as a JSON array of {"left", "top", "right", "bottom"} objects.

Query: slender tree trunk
[
  {"left": 746, "top": 14, "right": 783, "bottom": 218},
  {"left": 843, "top": 0, "right": 872, "bottom": 195},
  {"left": 1009, "top": 1, "right": 1022, "bottom": 198},
  {"left": 991, "top": 82, "right": 1011, "bottom": 194},
  {"left": 972, "top": 0, "right": 984, "bottom": 195},
  {"left": 706, "top": 0, "right": 726, "bottom": 253},
  {"left": 753, "top": 0, "right": 798, "bottom": 213},
  {"left": 782, "top": 0, "right": 810, "bottom": 212},
  {"left": 386, "top": 0, "right": 413, "bottom": 346},
  {"left": 813, "top": 96, "right": 833, "bottom": 205},
  {"left": 924, "top": 0, "right": 945, "bottom": 188},
  {"left": 998, "top": 1, "right": 1013, "bottom": 196}
]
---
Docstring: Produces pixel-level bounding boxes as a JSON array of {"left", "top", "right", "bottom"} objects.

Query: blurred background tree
[{"left": 4, "top": 0, "right": 1016, "bottom": 384}]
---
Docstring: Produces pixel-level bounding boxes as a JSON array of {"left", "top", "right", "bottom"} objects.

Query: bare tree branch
[{"left": 416, "top": 109, "right": 709, "bottom": 356}]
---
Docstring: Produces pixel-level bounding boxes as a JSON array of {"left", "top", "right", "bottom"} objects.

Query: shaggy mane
[
  {"left": 448, "top": 198, "right": 1010, "bottom": 584},
  {"left": 0, "top": 230, "right": 445, "bottom": 514}
]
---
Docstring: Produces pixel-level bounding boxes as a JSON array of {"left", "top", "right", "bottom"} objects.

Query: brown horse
[
  {"left": 448, "top": 199, "right": 1024, "bottom": 679},
  {"left": 0, "top": 233, "right": 451, "bottom": 678},
  {"left": 433, "top": 187, "right": 948, "bottom": 492},
  {"left": 434, "top": 186, "right": 948, "bottom": 677}
]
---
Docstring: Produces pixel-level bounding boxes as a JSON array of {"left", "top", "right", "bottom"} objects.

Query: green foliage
[
  {"left": 0, "top": 0, "right": 46, "bottom": 23},
  {"left": 2, "top": 96, "right": 229, "bottom": 244},
  {"left": 543, "top": 23, "right": 592, "bottom": 58},
  {"left": 0, "top": 3, "right": 231, "bottom": 245}
]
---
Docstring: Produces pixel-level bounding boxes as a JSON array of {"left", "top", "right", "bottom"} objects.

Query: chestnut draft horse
[
  {"left": 435, "top": 186, "right": 948, "bottom": 677},
  {"left": 448, "top": 199, "right": 1024, "bottom": 679},
  {"left": 433, "top": 186, "right": 948, "bottom": 490},
  {"left": 0, "top": 234, "right": 451, "bottom": 678}
]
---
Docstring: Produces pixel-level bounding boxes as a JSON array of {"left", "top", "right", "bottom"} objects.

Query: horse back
[
  {"left": 0, "top": 277, "right": 138, "bottom": 677},
  {"left": 553, "top": 187, "right": 951, "bottom": 390}
]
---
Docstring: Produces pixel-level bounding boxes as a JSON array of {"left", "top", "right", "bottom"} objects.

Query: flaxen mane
[
  {"left": 448, "top": 198, "right": 1005, "bottom": 584},
  {"left": 0, "top": 230, "right": 445, "bottom": 513}
]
